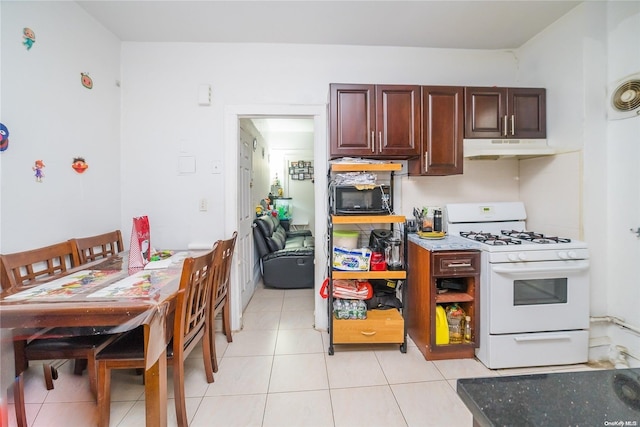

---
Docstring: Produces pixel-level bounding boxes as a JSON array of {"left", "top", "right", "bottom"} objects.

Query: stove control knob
[
  {"left": 558, "top": 251, "right": 578, "bottom": 259},
  {"left": 508, "top": 253, "right": 527, "bottom": 261}
]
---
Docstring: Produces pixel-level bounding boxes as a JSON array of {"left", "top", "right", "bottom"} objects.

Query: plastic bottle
[
  {"left": 446, "top": 303, "right": 465, "bottom": 344},
  {"left": 464, "top": 316, "right": 472, "bottom": 343}
]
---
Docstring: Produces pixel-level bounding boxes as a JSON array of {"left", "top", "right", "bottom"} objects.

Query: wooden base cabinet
[{"left": 406, "top": 242, "right": 480, "bottom": 360}]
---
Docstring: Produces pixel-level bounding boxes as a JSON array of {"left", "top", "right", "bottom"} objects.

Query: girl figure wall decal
[{"left": 33, "top": 160, "right": 45, "bottom": 182}]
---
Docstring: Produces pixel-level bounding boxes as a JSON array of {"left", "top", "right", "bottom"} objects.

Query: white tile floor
[{"left": 7, "top": 282, "right": 599, "bottom": 426}]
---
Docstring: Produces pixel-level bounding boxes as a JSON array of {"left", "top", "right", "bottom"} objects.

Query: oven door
[{"left": 487, "top": 260, "right": 589, "bottom": 334}]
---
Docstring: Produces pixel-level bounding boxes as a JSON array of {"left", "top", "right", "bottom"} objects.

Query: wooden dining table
[{"left": 0, "top": 251, "right": 193, "bottom": 427}]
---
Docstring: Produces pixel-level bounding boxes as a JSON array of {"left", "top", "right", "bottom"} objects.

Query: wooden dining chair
[
  {"left": 209, "top": 231, "right": 237, "bottom": 372},
  {"left": 0, "top": 240, "right": 119, "bottom": 397},
  {"left": 96, "top": 247, "right": 217, "bottom": 427},
  {"left": 74, "top": 230, "right": 124, "bottom": 264},
  {"left": 1, "top": 240, "right": 80, "bottom": 290}
]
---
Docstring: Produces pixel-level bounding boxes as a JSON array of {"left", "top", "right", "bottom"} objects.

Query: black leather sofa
[{"left": 252, "top": 214, "right": 314, "bottom": 289}]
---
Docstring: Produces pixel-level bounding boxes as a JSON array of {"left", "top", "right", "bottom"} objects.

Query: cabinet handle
[
  {"left": 371, "top": 131, "right": 375, "bottom": 153},
  {"left": 510, "top": 115, "right": 515, "bottom": 136},
  {"left": 378, "top": 131, "right": 382, "bottom": 153},
  {"left": 360, "top": 330, "right": 377, "bottom": 336},
  {"left": 424, "top": 151, "right": 428, "bottom": 173},
  {"left": 447, "top": 263, "right": 472, "bottom": 268},
  {"left": 503, "top": 116, "right": 508, "bottom": 136}
]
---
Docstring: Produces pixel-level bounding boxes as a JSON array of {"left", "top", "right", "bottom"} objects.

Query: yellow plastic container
[{"left": 435, "top": 305, "right": 450, "bottom": 345}]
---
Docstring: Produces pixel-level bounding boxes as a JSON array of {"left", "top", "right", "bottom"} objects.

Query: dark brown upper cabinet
[
  {"left": 408, "top": 86, "right": 464, "bottom": 176},
  {"left": 464, "top": 87, "right": 546, "bottom": 139},
  {"left": 329, "top": 84, "right": 421, "bottom": 159}
]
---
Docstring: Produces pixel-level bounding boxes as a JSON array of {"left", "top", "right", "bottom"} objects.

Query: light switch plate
[{"left": 178, "top": 156, "right": 196, "bottom": 174}]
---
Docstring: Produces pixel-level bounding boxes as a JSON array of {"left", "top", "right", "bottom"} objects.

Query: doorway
[{"left": 223, "top": 105, "right": 328, "bottom": 333}]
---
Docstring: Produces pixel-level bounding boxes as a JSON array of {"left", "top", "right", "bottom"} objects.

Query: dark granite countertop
[{"left": 457, "top": 368, "right": 640, "bottom": 427}]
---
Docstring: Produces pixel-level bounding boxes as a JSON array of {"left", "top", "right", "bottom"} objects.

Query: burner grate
[{"left": 501, "top": 230, "right": 571, "bottom": 244}]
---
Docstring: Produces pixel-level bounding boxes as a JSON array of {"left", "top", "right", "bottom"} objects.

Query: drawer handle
[
  {"left": 360, "top": 330, "right": 377, "bottom": 336},
  {"left": 446, "top": 263, "right": 472, "bottom": 268}
]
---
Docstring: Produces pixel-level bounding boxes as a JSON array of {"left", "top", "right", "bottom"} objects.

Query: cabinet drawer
[
  {"left": 333, "top": 309, "right": 404, "bottom": 344},
  {"left": 432, "top": 251, "right": 480, "bottom": 276}
]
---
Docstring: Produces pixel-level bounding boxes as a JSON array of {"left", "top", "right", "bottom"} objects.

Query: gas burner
[
  {"left": 485, "top": 237, "right": 521, "bottom": 246},
  {"left": 501, "top": 230, "right": 571, "bottom": 244},
  {"left": 501, "top": 230, "right": 543, "bottom": 240},
  {"left": 460, "top": 231, "right": 521, "bottom": 245},
  {"left": 532, "top": 237, "right": 572, "bottom": 244},
  {"left": 460, "top": 231, "right": 495, "bottom": 242}
]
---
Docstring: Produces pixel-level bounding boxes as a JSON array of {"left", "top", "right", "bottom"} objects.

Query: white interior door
[{"left": 237, "top": 129, "right": 255, "bottom": 316}]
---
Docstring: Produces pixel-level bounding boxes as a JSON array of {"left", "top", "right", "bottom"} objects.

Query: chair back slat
[
  {"left": 74, "top": 230, "right": 124, "bottom": 264},
  {"left": 1, "top": 241, "right": 81, "bottom": 290},
  {"left": 212, "top": 232, "right": 237, "bottom": 312},
  {"left": 173, "top": 248, "right": 216, "bottom": 359}
]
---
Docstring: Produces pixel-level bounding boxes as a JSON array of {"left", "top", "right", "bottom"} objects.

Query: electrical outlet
[
  {"left": 199, "top": 198, "right": 208, "bottom": 211},
  {"left": 211, "top": 160, "right": 222, "bottom": 174}
]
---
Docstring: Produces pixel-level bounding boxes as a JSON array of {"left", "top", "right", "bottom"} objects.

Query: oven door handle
[
  {"left": 513, "top": 334, "right": 571, "bottom": 342},
  {"left": 492, "top": 262, "right": 589, "bottom": 275}
]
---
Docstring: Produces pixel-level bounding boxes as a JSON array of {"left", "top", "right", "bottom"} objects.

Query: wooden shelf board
[
  {"left": 332, "top": 215, "right": 405, "bottom": 224},
  {"left": 435, "top": 293, "right": 474, "bottom": 303},
  {"left": 330, "top": 163, "right": 403, "bottom": 172},
  {"left": 333, "top": 270, "right": 406, "bottom": 280}
]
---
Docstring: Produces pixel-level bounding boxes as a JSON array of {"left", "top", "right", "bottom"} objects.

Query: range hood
[{"left": 463, "top": 139, "right": 556, "bottom": 159}]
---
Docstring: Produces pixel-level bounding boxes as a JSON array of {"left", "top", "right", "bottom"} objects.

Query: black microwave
[{"left": 332, "top": 185, "right": 392, "bottom": 215}]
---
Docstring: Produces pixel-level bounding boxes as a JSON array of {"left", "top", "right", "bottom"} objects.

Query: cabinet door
[
  {"left": 409, "top": 86, "right": 463, "bottom": 176},
  {"left": 508, "top": 88, "right": 546, "bottom": 138},
  {"left": 375, "top": 85, "right": 421, "bottom": 158},
  {"left": 329, "top": 84, "right": 376, "bottom": 158},
  {"left": 464, "top": 87, "right": 507, "bottom": 138}
]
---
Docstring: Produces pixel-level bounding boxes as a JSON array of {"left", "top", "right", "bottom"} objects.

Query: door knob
[{"left": 631, "top": 227, "right": 640, "bottom": 238}]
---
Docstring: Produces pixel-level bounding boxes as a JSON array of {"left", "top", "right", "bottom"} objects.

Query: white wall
[
  {"left": 604, "top": 1, "right": 640, "bottom": 366},
  {"left": 517, "top": 1, "right": 640, "bottom": 366},
  {"left": 0, "top": 2, "right": 121, "bottom": 252}
]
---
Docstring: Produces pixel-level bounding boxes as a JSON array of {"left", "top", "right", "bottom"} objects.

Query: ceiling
[
  {"left": 77, "top": 1, "right": 581, "bottom": 50},
  {"left": 76, "top": 1, "right": 581, "bottom": 139}
]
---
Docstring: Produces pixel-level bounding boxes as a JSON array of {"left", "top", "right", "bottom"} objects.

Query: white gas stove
[{"left": 445, "top": 202, "right": 590, "bottom": 369}]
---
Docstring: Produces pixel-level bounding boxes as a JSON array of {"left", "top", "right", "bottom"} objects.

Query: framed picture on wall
[
  {"left": 298, "top": 173, "right": 305, "bottom": 180},
  {"left": 289, "top": 167, "right": 295, "bottom": 175},
  {"left": 308, "top": 166, "right": 314, "bottom": 174},
  {"left": 291, "top": 161, "right": 298, "bottom": 168},
  {"left": 304, "top": 173, "right": 311, "bottom": 180}
]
